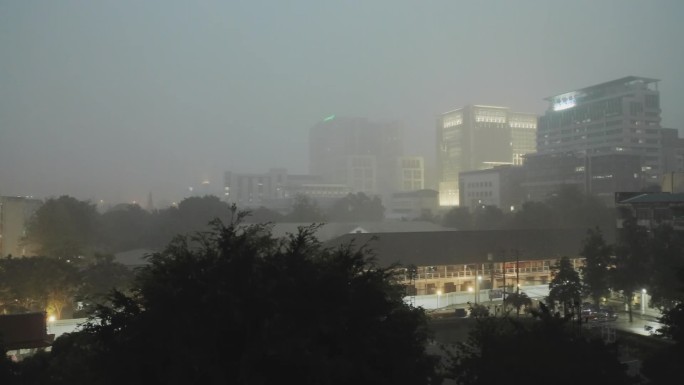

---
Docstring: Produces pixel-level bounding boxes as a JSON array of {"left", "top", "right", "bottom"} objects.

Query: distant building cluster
[
  {"left": 219, "top": 76, "right": 684, "bottom": 219},
  {"left": 223, "top": 116, "right": 434, "bottom": 218},
  {"left": 439, "top": 76, "right": 684, "bottom": 210}
]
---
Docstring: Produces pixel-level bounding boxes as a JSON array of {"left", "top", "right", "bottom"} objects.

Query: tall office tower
[
  {"left": 436, "top": 105, "right": 537, "bottom": 206},
  {"left": 538, "top": 76, "right": 662, "bottom": 182},
  {"left": 309, "top": 116, "right": 404, "bottom": 196}
]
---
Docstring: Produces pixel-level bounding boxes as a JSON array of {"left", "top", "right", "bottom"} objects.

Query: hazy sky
[{"left": 2, "top": 0, "right": 683, "bottom": 206}]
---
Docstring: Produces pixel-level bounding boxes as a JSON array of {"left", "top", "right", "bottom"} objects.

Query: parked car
[
  {"left": 454, "top": 308, "right": 469, "bottom": 318},
  {"left": 595, "top": 307, "right": 618, "bottom": 322}
]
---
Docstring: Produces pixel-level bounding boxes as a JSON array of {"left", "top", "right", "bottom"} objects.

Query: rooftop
[{"left": 544, "top": 76, "right": 659, "bottom": 101}]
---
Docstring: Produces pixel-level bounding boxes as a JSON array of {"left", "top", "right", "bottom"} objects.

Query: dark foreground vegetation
[{"left": 2, "top": 190, "right": 684, "bottom": 383}]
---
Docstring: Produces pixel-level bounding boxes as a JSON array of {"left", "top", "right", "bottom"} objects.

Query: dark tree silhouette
[
  {"left": 17, "top": 207, "right": 440, "bottom": 385},
  {"left": 24, "top": 195, "right": 100, "bottom": 259},
  {"left": 444, "top": 302, "right": 637, "bottom": 385},
  {"left": 547, "top": 256, "right": 582, "bottom": 317},
  {"left": 442, "top": 207, "right": 472, "bottom": 229},
  {"left": 286, "top": 193, "right": 326, "bottom": 223},
  {"left": 327, "top": 192, "right": 385, "bottom": 222},
  {"left": 611, "top": 215, "right": 650, "bottom": 323},
  {"left": 580, "top": 227, "right": 613, "bottom": 307}
]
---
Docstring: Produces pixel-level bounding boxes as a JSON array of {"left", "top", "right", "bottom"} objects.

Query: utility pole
[
  {"left": 502, "top": 250, "right": 506, "bottom": 305},
  {"left": 515, "top": 249, "right": 520, "bottom": 296}
]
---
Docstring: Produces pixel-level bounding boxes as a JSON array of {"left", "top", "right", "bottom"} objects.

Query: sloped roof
[
  {"left": 0, "top": 312, "right": 53, "bottom": 350},
  {"left": 324, "top": 228, "right": 589, "bottom": 268},
  {"left": 619, "top": 192, "right": 684, "bottom": 204},
  {"left": 265, "top": 221, "right": 455, "bottom": 242}
]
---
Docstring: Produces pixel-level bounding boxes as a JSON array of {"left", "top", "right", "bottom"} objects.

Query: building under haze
[
  {"left": 0, "top": 196, "right": 42, "bottom": 257},
  {"left": 309, "top": 116, "right": 413, "bottom": 198},
  {"left": 436, "top": 105, "right": 537, "bottom": 206},
  {"left": 223, "top": 168, "right": 352, "bottom": 212},
  {"left": 538, "top": 76, "right": 663, "bottom": 183}
]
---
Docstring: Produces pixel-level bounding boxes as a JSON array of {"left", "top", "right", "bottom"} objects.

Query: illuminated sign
[{"left": 552, "top": 92, "right": 579, "bottom": 111}]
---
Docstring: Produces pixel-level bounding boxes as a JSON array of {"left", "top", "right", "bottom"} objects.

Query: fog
[{"left": 1, "top": 0, "right": 683, "bottom": 206}]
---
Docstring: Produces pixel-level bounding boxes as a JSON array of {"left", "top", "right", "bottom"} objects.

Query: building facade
[
  {"left": 436, "top": 105, "right": 537, "bottom": 206},
  {"left": 522, "top": 152, "right": 644, "bottom": 205},
  {"left": 459, "top": 166, "right": 526, "bottom": 212},
  {"left": 223, "top": 168, "right": 353, "bottom": 212},
  {"left": 538, "top": 76, "right": 663, "bottom": 182},
  {"left": 325, "top": 228, "right": 588, "bottom": 297},
  {"left": 309, "top": 116, "right": 405, "bottom": 196}
]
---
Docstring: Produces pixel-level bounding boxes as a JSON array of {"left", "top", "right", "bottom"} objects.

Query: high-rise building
[
  {"left": 436, "top": 105, "right": 537, "bottom": 206},
  {"left": 309, "top": 116, "right": 405, "bottom": 196},
  {"left": 538, "top": 76, "right": 662, "bottom": 182}
]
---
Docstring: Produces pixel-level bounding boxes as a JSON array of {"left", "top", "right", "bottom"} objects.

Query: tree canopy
[
  {"left": 24, "top": 196, "right": 99, "bottom": 259},
  {"left": 444, "top": 303, "right": 636, "bottom": 385},
  {"left": 327, "top": 192, "right": 385, "bottom": 222},
  {"left": 16, "top": 208, "right": 440, "bottom": 385},
  {"left": 547, "top": 256, "right": 582, "bottom": 316}
]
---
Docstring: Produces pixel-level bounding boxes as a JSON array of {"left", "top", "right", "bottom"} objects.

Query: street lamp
[
  {"left": 468, "top": 286, "right": 474, "bottom": 304},
  {"left": 47, "top": 315, "right": 56, "bottom": 335},
  {"left": 476, "top": 276, "right": 482, "bottom": 303},
  {"left": 436, "top": 289, "right": 442, "bottom": 308},
  {"left": 641, "top": 288, "right": 647, "bottom": 314}
]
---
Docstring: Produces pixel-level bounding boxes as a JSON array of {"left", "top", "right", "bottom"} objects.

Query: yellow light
[{"left": 48, "top": 315, "right": 56, "bottom": 323}]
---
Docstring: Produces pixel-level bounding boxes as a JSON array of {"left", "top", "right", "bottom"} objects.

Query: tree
[
  {"left": 286, "top": 193, "right": 326, "bottom": 223},
  {"left": 472, "top": 205, "right": 504, "bottom": 230},
  {"left": 580, "top": 227, "right": 613, "bottom": 307},
  {"left": 646, "top": 225, "right": 684, "bottom": 310},
  {"left": 504, "top": 291, "right": 532, "bottom": 317},
  {"left": 641, "top": 267, "right": 684, "bottom": 385},
  {"left": 24, "top": 196, "right": 100, "bottom": 259},
  {"left": 611, "top": 215, "right": 650, "bottom": 323},
  {"left": 75, "top": 253, "right": 135, "bottom": 317},
  {"left": 509, "top": 201, "right": 555, "bottom": 229},
  {"left": 99, "top": 204, "right": 152, "bottom": 253},
  {"left": 241, "top": 206, "right": 285, "bottom": 223},
  {"left": 24, "top": 208, "right": 440, "bottom": 384},
  {"left": 327, "top": 192, "right": 385, "bottom": 222},
  {"left": 0, "top": 256, "right": 79, "bottom": 319},
  {"left": 444, "top": 302, "right": 636, "bottom": 385},
  {"left": 547, "top": 256, "right": 582, "bottom": 316},
  {"left": 442, "top": 207, "right": 472, "bottom": 229}
]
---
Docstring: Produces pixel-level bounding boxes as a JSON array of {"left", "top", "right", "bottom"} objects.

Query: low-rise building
[{"left": 325, "top": 228, "right": 588, "bottom": 296}]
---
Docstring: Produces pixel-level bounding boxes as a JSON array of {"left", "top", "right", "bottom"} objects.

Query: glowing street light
[
  {"left": 47, "top": 315, "right": 56, "bottom": 335},
  {"left": 476, "top": 276, "right": 482, "bottom": 303},
  {"left": 436, "top": 289, "right": 442, "bottom": 308},
  {"left": 641, "top": 288, "right": 647, "bottom": 314}
]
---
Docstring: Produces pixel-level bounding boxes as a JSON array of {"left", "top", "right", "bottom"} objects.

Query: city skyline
[{"left": 2, "top": 1, "right": 684, "bottom": 205}]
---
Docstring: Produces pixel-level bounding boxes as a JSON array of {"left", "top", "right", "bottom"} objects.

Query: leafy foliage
[
  {"left": 286, "top": 193, "right": 326, "bottom": 222},
  {"left": 327, "top": 192, "right": 385, "bottom": 222},
  {"left": 24, "top": 196, "right": 99, "bottom": 259},
  {"left": 22, "top": 208, "right": 439, "bottom": 384},
  {"left": 504, "top": 291, "right": 532, "bottom": 316},
  {"left": 611, "top": 215, "right": 650, "bottom": 322},
  {"left": 547, "top": 257, "right": 582, "bottom": 316},
  {"left": 444, "top": 302, "right": 636, "bottom": 385},
  {"left": 0, "top": 256, "right": 80, "bottom": 318},
  {"left": 579, "top": 227, "right": 613, "bottom": 306}
]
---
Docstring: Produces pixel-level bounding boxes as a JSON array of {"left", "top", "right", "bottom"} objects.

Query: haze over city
[{"left": 2, "top": 0, "right": 684, "bottom": 205}]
